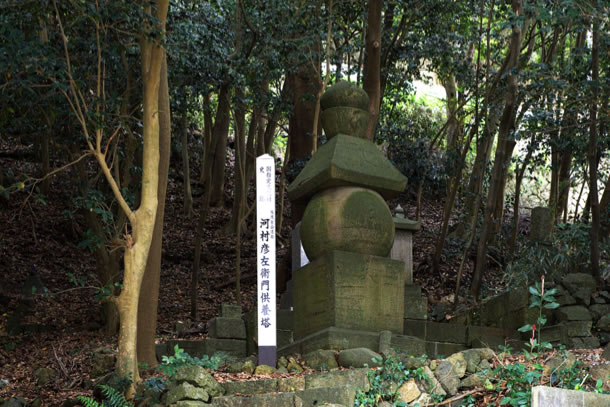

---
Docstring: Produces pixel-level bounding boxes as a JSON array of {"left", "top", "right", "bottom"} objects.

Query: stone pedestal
[
  {"left": 391, "top": 213, "right": 420, "bottom": 284},
  {"left": 293, "top": 250, "right": 405, "bottom": 339}
]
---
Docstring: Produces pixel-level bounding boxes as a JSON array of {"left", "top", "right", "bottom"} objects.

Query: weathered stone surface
[
  {"left": 446, "top": 353, "right": 467, "bottom": 378},
  {"left": 175, "top": 365, "right": 224, "bottom": 397},
  {"left": 597, "top": 314, "right": 610, "bottom": 331},
  {"left": 426, "top": 341, "right": 467, "bottom": 358},
  {"left": 563, "top": 321, "right": 592, "bottom": 337},
  {"left": 589, "top": 363, "right": 610, "bottom": 391},
  {"left": 419, "top": 366, "right": 446, "bottom": 396},
  {"left": 404, "top": 285, "right": 427, "bottom": 319},
  {"left": 303, "top": 349, "right": 338, "bottom": 370},
  {"left": 321, "top": 107, "right": 369, "bottom": 139},
  {"left": 531, "top": 385, "right": 610, "bottom": 407},
  {"left": 287, "top": 134, "right": 407, "bottom": 204},
  {"left": 294, "top": 386, "right": 356, "bottom": 407},
  {"left": 590, "top": 304, "right": 610, "bottom": 321},
  {"left": 561, "top": 273, "right": 598, "bottom": 294},
  {"left": 396, "top": 379, "right": 420, "bottom": 404},
  {"left": 35, "top": 367, "right": 56, "bottom": 385},
  {"left": 572, "top": 288, "right": 593, "bottom": 306},
  {"left": 569, "top": 336, "right": 600, "bottom": 349},
  {"left": 205, "top": 338, "right": 247, "bottom": 357},
  {"left": 555, "top": 286, "right": 577, "bottom": 306},
  {"left": 460, "top": 374, "right": 485, "bottom": 388},
  {"left": 337, "top": 348, "right": 382, "bottom": 368},
  {"left": 540, "top": 324, "right": 568, "bottom": 344},
  {"left": 278, "top": 376, "right": 305, "bottom": 393},
  {"left": 300, "top": 187, "right": 395, "bottom": 260},
  {"left": 208, "top": 317, "right": 246, "bottom": 339},
  {"left": 320, "top": 80, "right": 369, "bottom": 111},
  {"left": 305, "top": 368, "right": 370, "bottom": 392},
  {"left": 0, "top": 398, "right": 27, "bottom": 407},
  {"left": 220, "top": 304, "right": 242, "bottom": 319},
  {"left": 378, "top": 330, "right": 392, "bottom": 355},
  {"left": 287, "top": 357, "right": 304, "bottom": 373},
  {"left": 226, "top": 359, "right": 256, "bottom": 374},
  {"left": 293, "top": 251, "right": 405, "bottom": 338},
  {"left": 461, "top": 349, "right": 481, "bottom": 373},
  {"left": 176, "top": 401, "right": 207, "bottom": 407},
  {"left": 476, "top": 359, "right": 492, "bottom": 373},
  {"left": 467, "top": 326, "right": 516, "bottom": 349},
  {"left": 530, "top": 207, "right": 553, "bottom": 242},
  {"left": 554, "top": 305, "right": 592, "bottom": 321},
  {"left": 222, "top": 379, "right": 278, "bottom": 395},
  {"left": 434, "top": 360, "right": 459, "bottom": 396},
  {"left": 391, "top": 228, "right": 416, "bottom": 285},
  {"left": 427, "top": 322, "right": 467, "bottom": 344},
  {"left": 602, "top": 344, "right": 610, "bottom": 360},
  {"left": 254, "top": 364, "right": 276, "bottom": 375},
  {"left": 166, "top": 382, "right": 209, "bottom": 404},
  {"left": 210, "top": 392, "right": 295, "bottom": 407}
]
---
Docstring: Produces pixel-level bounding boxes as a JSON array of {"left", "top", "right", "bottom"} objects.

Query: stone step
[{"left": 209, "top": 385, "right": 355, "bottom": 407}]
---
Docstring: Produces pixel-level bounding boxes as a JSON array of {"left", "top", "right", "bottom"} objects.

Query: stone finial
[
  {"left": 395, "top": 204, "right": 405, "bottom": 218},
  {"left": 320, "top": 81, "right": 370, "bottom": 140}
]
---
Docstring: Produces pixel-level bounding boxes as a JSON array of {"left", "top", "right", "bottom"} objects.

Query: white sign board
[{"left": 256, "top": 154, "right": 276, "bottom": 366}]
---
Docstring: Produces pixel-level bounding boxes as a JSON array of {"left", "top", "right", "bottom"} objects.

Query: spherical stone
[
  {"left": 321, "top": 106, "right": 369, "bottom": 139},
  {"left": 320, "top": 80, "right": 369, "bottom": 111},
  {"left": 300, "top": 186, "right": 395, "bottom": 261}
]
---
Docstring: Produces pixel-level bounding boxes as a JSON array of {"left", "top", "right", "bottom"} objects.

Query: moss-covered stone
[
  {"left": 300, "top": 187, "right": 394, "bottom": 260},
  {"left": 321, "top": 107, "right": 369, "bottom": 139},
  {"left": 293, "top": 250, "right": 405, "bottom": 338},
  {"left": 287, "top": 134, "right": 407, "bottom": 203},
  {"left": 320, "top": 80, "right": 369, "bottom": 111}
]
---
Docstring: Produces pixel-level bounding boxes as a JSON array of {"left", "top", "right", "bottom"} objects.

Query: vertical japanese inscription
[{"left": 256, "top": 154, "right": 276, "bottom": 366}]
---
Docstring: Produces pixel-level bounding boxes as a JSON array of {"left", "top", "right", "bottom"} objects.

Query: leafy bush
[
  {"left": 158, "top": 345, "right": 225, "bottom": 377},
  {"left": 354, "top": 353, "right": 442, "bottom": 406},
  {"left": 506, "top": 222, "right": 610, "bottom": 286},
  {"left": 377, "top": 101, "right": 448, "bottom": 198}
]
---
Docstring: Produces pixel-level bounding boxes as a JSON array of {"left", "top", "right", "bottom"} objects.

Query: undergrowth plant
[
  {"left": 485, "top": 276, "right": 601, "bottom": 406},
  {"left": 354, "top": 353, "right": 443, "bottom": 407},
  {"left": 159, "top": 344, "right": 225, "bottom": 376},
  {"left": 77, "top": 384, "right": 132, "bottom": 407}
]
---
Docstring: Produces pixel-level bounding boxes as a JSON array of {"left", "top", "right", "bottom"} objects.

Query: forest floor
[{"left": 0, "top": 135, "right": 604, "bottom": 405}]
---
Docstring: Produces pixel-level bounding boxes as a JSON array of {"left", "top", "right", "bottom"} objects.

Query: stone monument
[{"left": 286, "top": 81, "right": 412, "bottom": 351}]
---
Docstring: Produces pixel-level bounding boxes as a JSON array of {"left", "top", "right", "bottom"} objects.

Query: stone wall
[{"left": 470, "top": 273, "right": 609, "bottom": 349}]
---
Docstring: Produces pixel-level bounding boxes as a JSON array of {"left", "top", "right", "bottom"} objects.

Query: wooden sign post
[{"left": 256, "top": 154, "right": 276, "bottom": 367}]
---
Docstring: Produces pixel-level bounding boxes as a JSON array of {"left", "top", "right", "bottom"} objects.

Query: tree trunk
[
  {"left": 136, "top": 53, "right": 171, "bottom": 370},
  {"left": 363, "top": 0, "right": 382, "bottom": 141},
  {"left": 181, "top": 103, "right": 194, "bottom": 218},
  {"left": 471, "top": 0, "right": 524, "bottom": 299},
  {"left": 210, "top": 83, "right": 232, "bottom": 207},
  {"left": 588, "top": 26, "right": 600, "bottom": 283},
  {"left": 200, "top": 93, "right": 214, "bottom": 184}
]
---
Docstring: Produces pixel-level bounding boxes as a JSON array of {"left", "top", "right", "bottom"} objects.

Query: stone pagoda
[{"left": 286, "top": 81, "right": 413, "bottom": 353}]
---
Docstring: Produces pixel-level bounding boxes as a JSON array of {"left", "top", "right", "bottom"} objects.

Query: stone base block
[
  {"left": 293, "top": 250, "right": 405, "bottom": 339},
  {"left": 404, "top": 285, "right": 427, "bottom": 320},
  {"left": 532, "top": 385, "right": 610, "bottom": 407},
  {"left": 425, "top": 341, "right": 467, "bottom": 358},
  {"left": 220, "top": 304, "right": 242, "bottom": 319},
  {"left": 278, "top": 326, "right": 424, "bottom": 357},
  {"left": 205, "top": 338, "right": 247, "bottom": 357},
  {"left": 208, "top": 317, "right": 246, "bottom": 339}
]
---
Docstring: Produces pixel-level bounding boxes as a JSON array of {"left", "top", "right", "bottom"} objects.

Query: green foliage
[
  {"left": 517, "top": 276, "right": 559, "bottom": 356},
  {"left": 77, "top": 384, "right": 133, "bottom": 407},
  {"left": 158, "top": 345, "right": 224, "bottom": 377},
  {"left": 377, "top": 100, "right": 447, "bottom": 197},
  {"left": 506, "top": 223, "right": 610, "bottom": 286},
  {"left": 354, "top": 353, "right": 441, "bottom": 406}
]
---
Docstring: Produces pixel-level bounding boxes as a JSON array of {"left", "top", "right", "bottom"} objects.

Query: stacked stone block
[{"left": 205, "top": 304, "right": 247, "bottom": 357}]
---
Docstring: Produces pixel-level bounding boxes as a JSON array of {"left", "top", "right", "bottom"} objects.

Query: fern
[
  {"left": 99, "top": 384, "right": 132, "bottom": 407},
  {"left": 76, "top": 395, "right": 104, "bottom": 407},
  {"left": 76, "top": 384, "right": 132, "bottom": 407}
]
